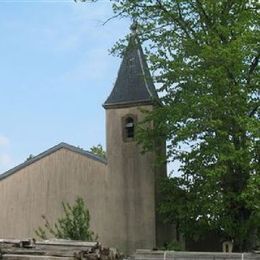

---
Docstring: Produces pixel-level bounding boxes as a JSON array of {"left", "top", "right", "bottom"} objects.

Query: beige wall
[
  {"left": 0, "top": 105, "right": 171, "bottom": 254},
  {"left": 104, "top": 105, "right": 157, "bottom": 253},
  {"left": 0, "top": 148, "right": 107, "bottom": 242}
]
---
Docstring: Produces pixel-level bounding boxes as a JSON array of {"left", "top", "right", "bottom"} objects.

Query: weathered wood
[
  {"left": 2, "top": 254, "right": 74, "bottom": 260},
  {"left": 0, "top": 239, "right": 122, "bottom": 260},
  {"left": 35, "top": 240, "right": 98, "bottom": 248},
  {"left": 0, "top": 239, "right": 24, "bottom": 244}
]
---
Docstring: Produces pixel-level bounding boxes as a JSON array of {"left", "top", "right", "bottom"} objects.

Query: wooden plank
[
  {"left": 35, "top": 240, "right": 98, "bottom": 248},
  {"left": 0, "top": 239, "right": 23, "bottom": 244},
  {"left": 2, "top": 254, "right": 74, "bottom": 260},
  {"left": 0, "top": 239, "right": 120, "bottom": 260},
  {"left": 0, "top": 248, "right": 77, "bottom": 257}
]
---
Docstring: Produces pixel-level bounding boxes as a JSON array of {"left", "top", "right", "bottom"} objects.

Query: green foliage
[
  {"left": 35, "top": 197, "right": 96, "bottom": 241},
  {"left": 160, "top": 240, "right": 184, "bottom": 251},
  {"left": 26, "top": 154, "right": 34, "bottom": 161},
  {"left": 89, "top": 144, "right": 106, "bottom": 159},
  {"left": 98, "top": 0, "right": 260, "bottom": 251}
]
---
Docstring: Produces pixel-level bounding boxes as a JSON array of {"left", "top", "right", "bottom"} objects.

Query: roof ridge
[
  {"left": 0, "top": 142, "right": 107, "bottom": 182},
  {"left": 136, "top": 44, "right": 153, "bottom": 98},
  {"left": 59, "top": 142, "right": 107, "bottom": 163}
]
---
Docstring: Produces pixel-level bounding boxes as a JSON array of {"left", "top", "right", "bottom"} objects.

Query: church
[{"left": 0, "top": 28, "right": 174, "bottom": 254}]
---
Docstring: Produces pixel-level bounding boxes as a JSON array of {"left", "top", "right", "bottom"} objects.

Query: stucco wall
[
  {"left": 0, "top": 148, "right": 107, "bottom": 242},
  {"left": 0, "top": 105, "right": 170, "bottom": 254},
  {"left": 104, "top": 105, "right": 157, "bottom": 253}
]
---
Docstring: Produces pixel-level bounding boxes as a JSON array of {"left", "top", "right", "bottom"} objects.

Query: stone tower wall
[{"left": 104, "top": 105, "right": 157, "bottom": 253}]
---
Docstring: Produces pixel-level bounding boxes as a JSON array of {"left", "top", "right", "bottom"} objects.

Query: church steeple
[
  {"left": 103, "top": 25, "right": 158, "bottom": 109},
  {"left": 103, "top": 24, "right": 167, "bottom": 254}
]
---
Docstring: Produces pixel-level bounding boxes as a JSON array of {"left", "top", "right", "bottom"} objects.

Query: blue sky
[{"left": 0, "top": 1, "right": 130, "bottom": 173}]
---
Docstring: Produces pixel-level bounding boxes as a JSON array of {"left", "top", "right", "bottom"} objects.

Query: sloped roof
[
  {"left": 0, "top": 142, "right": 107, "bottom": 181},
  {"left": 103, "top": 33, "right": 159, "bottom": 109}
]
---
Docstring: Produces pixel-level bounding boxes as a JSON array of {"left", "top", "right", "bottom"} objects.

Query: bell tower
[{"left": 103, "top": 25, "right": 167, "bottom": 253}]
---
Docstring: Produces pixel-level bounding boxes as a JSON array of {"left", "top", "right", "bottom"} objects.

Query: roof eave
[{"left": 103, "top": 99, "right": 157, "bottom": 109}]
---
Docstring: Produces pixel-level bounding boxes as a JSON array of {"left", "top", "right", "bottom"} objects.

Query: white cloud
[
  {"left": 0, "top": 154, "right": 12, "bottom": 166},
  {"left": 0, "top": 135, "right": 10, "bottom": 147}
]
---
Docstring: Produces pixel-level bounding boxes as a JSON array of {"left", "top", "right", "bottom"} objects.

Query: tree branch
[
  {"left": 195, "top": 0, "right": 211, "bottom": 27},
  {"left": 102, "top": 11, "right": 125, "bottom": 25},
  {"left": 246, "top": 53, "right": 259, "bottom": 85},
  {"left": 195, "top": 0, "right": 229, "bottom": 44},
  {"left": 155, "top": 0, "right": 198, "bottom": 44},
  {"left": 249, "top": 104, "right": 260, "bottom": 118}
]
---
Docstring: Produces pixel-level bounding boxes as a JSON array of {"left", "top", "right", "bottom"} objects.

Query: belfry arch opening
[
  {"left": 125, "top": 117, "right": 134, "bottom": 138},
  {"left": 123, "top": 115, "right": 136, "bottom": 141}
]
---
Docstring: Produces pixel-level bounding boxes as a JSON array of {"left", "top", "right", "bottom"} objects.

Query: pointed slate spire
[{"left": 103, "top": 24, "right": 159, "bottom": 109}]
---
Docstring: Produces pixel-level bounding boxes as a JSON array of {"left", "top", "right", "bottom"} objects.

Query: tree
[
  {"left": 79, "top": 0, "right": 259, "bottom": 251},
  {"left": 35, "top": 197, "right": 96, "bottom": 241},
  {"left": 26, "top": 154, "right": 34, "bottom": 161},
  {"left": 89, "top": 144, "right": 106, "bottom": 159}
]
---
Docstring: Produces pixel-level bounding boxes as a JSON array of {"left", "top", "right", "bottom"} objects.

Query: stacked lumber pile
[{"left": 0, "top": 239, "right": 123, "bottom": 260}]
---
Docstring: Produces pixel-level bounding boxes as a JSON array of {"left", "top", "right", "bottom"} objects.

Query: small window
[
  {"left": 122, "top": 115, "right": 137, "bottom": 142},
  {"left": 125, "top": 117, "right": 134, "bottom": 138}
]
